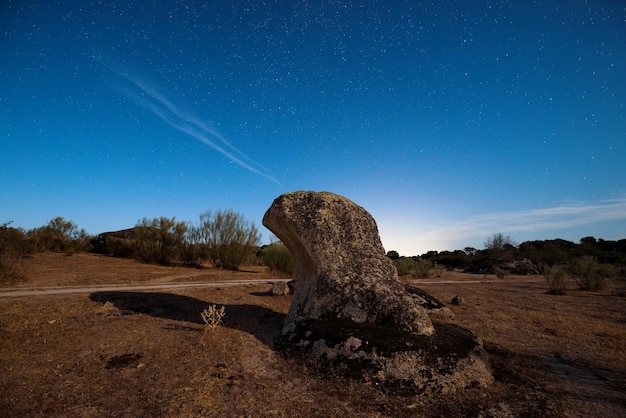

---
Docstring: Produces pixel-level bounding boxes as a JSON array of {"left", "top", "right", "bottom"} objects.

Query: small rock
[
  {"left": 270, "top": 281, "right": 291, "bottom": 296},
  {"left": 451, "top": 295, "right": 463, "bottom": 305}
]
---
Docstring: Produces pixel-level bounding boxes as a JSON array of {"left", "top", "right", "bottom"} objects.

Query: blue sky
[{"left": 2, "top": 0, "right": 625, "bottom": 256}]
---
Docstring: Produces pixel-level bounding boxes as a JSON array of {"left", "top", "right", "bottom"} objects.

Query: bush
[
  {"left": 105, "top": 237, "right": 137, "bottom": 259},
  {"left": 26, "top": 217, "right": 89, "bottom": 254},
  {"left": 415, "top": 258, "right": 432, "bottom": 278},
  {"left": 0, "top": 222, "right": 29, "bottom": 283},
  {"left": 570, "top": 256, "right": 604, "bottom": 290},
  {"left": 262, "top": 242, "right": 295, "bottom": 274},
  {"left": 393, "top": 257, "right": 415, "bottom": 276},
  {"left": 543, "top": 265, "right": 568, "bottom": 295},
  {"left": 134, "top": 217, "right": 188, "bottom": 265},
  {"left": 179, "top": 224, "right": 205, "bottom": 267},
  {"left": 195, "top": 210, "right": 260, "bottom": 270}
]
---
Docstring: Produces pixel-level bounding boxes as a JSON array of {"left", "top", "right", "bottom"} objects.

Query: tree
[
  {"left": 464, "top": 247, "right": 477, "bottom": 256},
  {"left": 27, "top": 217, "right": 82, "bottom": 253},
  {"left": 49, "top": 217, "right": 79, "bottom": 240},
  {"left": 484, "top": 233, "right": 517, "bottom": 252},
  {"left": 386, "top": 250, "right": 400, "bottom": 259},
  {"left": 195, "top": 210, "right": 260, "bottom": 270}
]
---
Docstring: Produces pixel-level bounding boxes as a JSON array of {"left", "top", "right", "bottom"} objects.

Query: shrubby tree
[
  {"left": 0, "top": 221, "right": 30, "bottom": 282},
  {"left": 179, "top": 222, "right": 205, "bottom": 267},
  {"left": 195, "top": 210, "right": 260, "bottom": 270},
  {"left": 570, "top": 255, "right": 604, "bottom": 291},
  {"left": 415, "top": 257, "right": 433, "bottom": 278},
  {"left": 134, "top": 217, "right": 187, "bottom": 265},
  {"left": 27, "top": 217, "right": 88, "bottom": 253},
  {"left": 484, "top": 233, "right": 517, "bottom": 252}
]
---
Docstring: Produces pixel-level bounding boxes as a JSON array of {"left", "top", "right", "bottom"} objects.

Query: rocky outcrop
[{"left": 263, "top": 191, "right": 492, "bottom": 393}]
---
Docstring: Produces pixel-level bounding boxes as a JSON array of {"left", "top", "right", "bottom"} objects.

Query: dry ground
[{"left": 1, "top": 253, "right": 625, "bottom": 417}]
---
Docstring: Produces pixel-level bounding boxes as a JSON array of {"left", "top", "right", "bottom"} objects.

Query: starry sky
[{"left": 2, "top": 0, "right": 625, "bottom": 256}]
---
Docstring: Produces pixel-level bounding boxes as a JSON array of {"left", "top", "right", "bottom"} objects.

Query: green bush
[
  {"left": 393, "top": 257, "right": 415, "bottom": 276},
  {"left": 195, "top": 210, "right": 260, "bottom": 270},
  {"left": 179, "top": 224, "right": 205, "bottom": 267},
  {"left": 134, "top": 217, "right": 187, "bottom": 265},
  {"left": 26, "top": 217, "right": 89, "bottom": 254},
  {"left": 570, "top": 256, "right": 604, "bottom": 290},
  {"left": 415, "top": 257, "right": 432, "bottom": 278},
  {"left": 262, "top": 242, "right": 295, "bottom": 274},
  {"left": 0, "top": 222, "right": 29, "bottom": 284},
  {"left": 543, "top": 265, "right": 568, "bottom": 295},
  {"left": 105, "top": 237, "right": 137, "bottom": 259}
]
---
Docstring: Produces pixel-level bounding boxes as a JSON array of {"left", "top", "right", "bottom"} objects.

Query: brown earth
[{"left": 1, "top": 253, "right": 625, "bottom": 417}]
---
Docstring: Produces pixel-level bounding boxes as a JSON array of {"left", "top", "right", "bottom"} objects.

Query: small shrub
[
  {"left": 201, "top": 304, "right": 226, "bottom": 329},
  {"left": 415, "top": 258, "right": 432, "bottom": 278},
  {"left": 544, "top": 265, "right": 568, "bottom": 295},
  {"left": 262, "top": 242, "right": 295, "bottom": 275},
  {"left": 571, "top": 256, "right": 604, "bottom": 290}
]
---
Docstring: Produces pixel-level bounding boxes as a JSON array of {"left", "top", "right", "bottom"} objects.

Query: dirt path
[
  {"left": 0, "top": 276, "right": 547, "bottom": 298},
  {"left": 0, "top": 279, "right": 289, "bottom": 297}
]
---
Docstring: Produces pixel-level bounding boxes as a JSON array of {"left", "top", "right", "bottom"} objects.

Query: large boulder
[{"left": 263, "top": 191, "right": 493, "bottom": 393}]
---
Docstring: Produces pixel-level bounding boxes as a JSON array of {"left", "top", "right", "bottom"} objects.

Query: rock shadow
[{"left": 89, "top": 291, "right": 286, "bottom": 348}]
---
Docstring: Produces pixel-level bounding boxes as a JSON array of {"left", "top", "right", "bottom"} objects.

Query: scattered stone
[
  {"left": 262, "top": 191, "right": 492, "bottom": 393},
  {"left": 270, "top": 281, "right": 291, "bottom": 296},
  {"left": 451, "top": 295, "right": 463, "bottom": 306}
]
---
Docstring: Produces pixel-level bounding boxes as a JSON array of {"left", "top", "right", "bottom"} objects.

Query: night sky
[{"left": 2, "top": 1, "right": 625, "bottom": 255}]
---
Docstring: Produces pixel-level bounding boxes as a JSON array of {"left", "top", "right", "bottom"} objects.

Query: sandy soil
[{"left": 1, "top": 253, "right": 625, "bottom": 417}]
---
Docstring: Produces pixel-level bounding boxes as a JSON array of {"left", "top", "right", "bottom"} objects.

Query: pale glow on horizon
[{"left": 379, "top": 198, "right": 626, "bottom": 256}]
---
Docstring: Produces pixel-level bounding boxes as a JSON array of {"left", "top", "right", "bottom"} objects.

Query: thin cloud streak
[
  {"left": 418, "top": 198, "right": 626, "bottom": 243},
  {"left": 101, "top": 59, "right": 281, "bottom": 186}
]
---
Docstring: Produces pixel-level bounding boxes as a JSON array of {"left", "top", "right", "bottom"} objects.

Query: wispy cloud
[
  {"left": 100, "top": 59, "right": 281, "bottom": 186},
  {"left": 384, "top": 198, "right": 626, "bottom": 254}
]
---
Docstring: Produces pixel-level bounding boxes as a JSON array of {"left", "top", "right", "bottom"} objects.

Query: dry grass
[{"left": 1, "top": 254, "right": 625, "bottom": 417}]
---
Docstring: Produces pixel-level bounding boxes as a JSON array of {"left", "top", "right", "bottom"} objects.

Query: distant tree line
[
  {"left": 407, "top": 233, "right": 626, "bottom": 270},
  {"left": 387, "top": 233, "right": 626, "bottom": 293}
]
